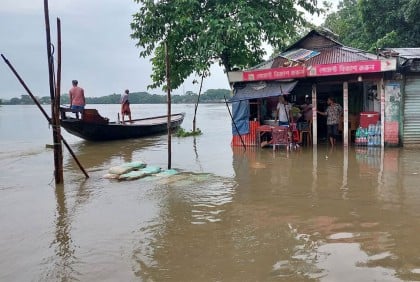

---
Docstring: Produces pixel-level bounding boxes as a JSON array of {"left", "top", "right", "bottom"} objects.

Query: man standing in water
[
  {"left": 317, "top": 97, "right": 343, "bottom": 146},
  {"left": 120, "top": 89, "right": 132, "bottom": 123},
  {"left": 69, "top": 80, "right": 85, "bottom": 119}
]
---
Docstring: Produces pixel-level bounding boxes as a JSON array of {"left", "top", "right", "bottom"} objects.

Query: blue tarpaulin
[
  {"left": 232, "top": 100, "right": 250, "bottom": 135},
  {"left": 230, "top": 80, "right": 297, "bottom": 102}
]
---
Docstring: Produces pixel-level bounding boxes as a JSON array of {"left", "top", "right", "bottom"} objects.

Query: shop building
[
  {"left": 382, "top": 48, "right": 420, "bottom": 146},
  {"left": 228, "top": 30, "right": 403, "bottom": 147}
]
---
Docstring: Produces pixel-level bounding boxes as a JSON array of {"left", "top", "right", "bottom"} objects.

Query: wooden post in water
[
  {"left": 54, "top": 18, "right": 64, "bottom": 178},
  {"left": 1, "top": 54, "right": 89, "bottom": 179},
  {"left": 165, "top": 41, "right": 172, "bottom": 169},
  {"left": 193, "top": 75, "right": 204, "bottom": 132},
  {"left": 44, "top": 0, "right": 63, "bottom": 183}
]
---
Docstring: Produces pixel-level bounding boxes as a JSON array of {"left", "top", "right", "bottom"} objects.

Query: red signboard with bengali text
[
  {"left": 242, "top": 66, "right": 306, "bottom": 81},
  {"left": 308, "top": 60, "right": 382, "bottom": 77},
  {"left": 228, "top": 59, "right": 396, "bottom": 83}
]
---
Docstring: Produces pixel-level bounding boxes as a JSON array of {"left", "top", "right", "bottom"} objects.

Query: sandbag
[
  {"left": 140, "top": 165, "right": 161, "bottom": 175},
  {"left": 108, "top": 165, "right": 134, "bottom": 175},
  {"left": 119, "top": 170, "right": 148, "bottom": 181},
  {"left": 103, "top": 173, "right": 120, "bottom": 179},
  {"left": 121, "top": 161, "right": 146, "bottom": 169}
]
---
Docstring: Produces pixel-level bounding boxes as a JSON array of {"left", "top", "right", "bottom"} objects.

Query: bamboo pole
[
  {"left": 44, "top": 0, "right": 63, "bottom": 183},
  {"left": 1, "top": 54, "right": 89, "bottom": 178},
  {"left": 54, "top": 17, "right": 64, "bottom": 181},
  {"left": 193, "top": 75, "right": 204, "bottom": 132},
  {"left": 224, "top": 96, "right": 246, "bottom": 151},
  {"left": 165, "top": 41, "right": 172, "bottom": 169}
]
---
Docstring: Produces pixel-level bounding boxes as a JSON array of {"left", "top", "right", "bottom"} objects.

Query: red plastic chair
[{"left": 271, "top": 126, "right": 290, "bottom": 151}]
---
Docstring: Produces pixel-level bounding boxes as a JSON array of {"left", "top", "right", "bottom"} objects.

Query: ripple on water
[
  {"left": 155, "top": 172, "right": 236, "bottom": 224},
  {"left": 328, "top": 232, "right": 354, "bottom": 240}
]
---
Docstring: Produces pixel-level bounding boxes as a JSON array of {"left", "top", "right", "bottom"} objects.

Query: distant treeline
[{"left": 0, "top": 89, "right": 231, "bottom": 105}]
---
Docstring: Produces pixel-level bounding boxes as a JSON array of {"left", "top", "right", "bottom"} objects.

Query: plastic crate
[{"left": 360, "top": 111, "right": 379, "bottom": 128}]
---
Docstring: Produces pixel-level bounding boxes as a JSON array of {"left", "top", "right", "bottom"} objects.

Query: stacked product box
[
  {"left": 355, "top": 121, "right": 381, "bottom": 146},
  {"left": 355, "top": 112, "right": 381, "bottom": 146}
]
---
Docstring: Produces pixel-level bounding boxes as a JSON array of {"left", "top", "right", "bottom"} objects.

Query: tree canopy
[
  {"left": 131, "top": 0, "right": 320, "bottom": 90},
  {"left": 323, "top": 0, "right": 420, "bottom": 51}
]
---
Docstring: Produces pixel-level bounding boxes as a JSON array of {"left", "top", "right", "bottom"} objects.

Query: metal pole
[
  {"left": 343, "top": 81, "right": 349, "bottom": 146},
  {"left": 165, "top": 41, "right": 172, "bottom": 169},
  {"left": 312, "top": 84, "right": 317, "bottom": 145}
]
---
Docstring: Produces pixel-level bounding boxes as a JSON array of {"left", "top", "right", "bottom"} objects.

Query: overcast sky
[{"left": 0, "top": 0, "right": 337, "bottom": 100}]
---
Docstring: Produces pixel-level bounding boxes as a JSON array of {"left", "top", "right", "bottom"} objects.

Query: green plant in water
[{"left": 174, "top": 127, "right": 202, "bottom": 137}]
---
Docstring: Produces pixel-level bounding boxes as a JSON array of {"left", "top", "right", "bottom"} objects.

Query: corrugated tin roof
[
  {"left": 246, "top": 29, "right": 382, "bottom": 72},
  {"left": 385, "top": 48, "right": 420, "bottom": 59},
  {"left": 248, "top": 59, "right": 274, "bottom": 70},
  {"left": 280, "top": 48, "right": 320, "bottom": 61},
  {"left": 272, "top": 46, "right": 378, "bottom": 68},
  {"left": 285, "top": 30, "right": 342, "bottom": 51}
]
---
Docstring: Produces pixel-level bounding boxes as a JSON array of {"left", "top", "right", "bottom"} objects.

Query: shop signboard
[
  {"left": 307, "top": 59, "right": 396, "bottom": 77},
  {"left": 242, "top": 66, "right": 306, "bottom": 81},
  {"left": 227, "top": 59, "right": 397, "bottom": 82}
]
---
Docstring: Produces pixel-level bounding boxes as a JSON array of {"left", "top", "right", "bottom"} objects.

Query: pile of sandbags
[{"left": 103, "top": 161, "right": 177, "bottom": 181}]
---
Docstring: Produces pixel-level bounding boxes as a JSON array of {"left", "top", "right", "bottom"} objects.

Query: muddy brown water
[{"left": 1, "top": 104, "right": 420, "bottom": 281}]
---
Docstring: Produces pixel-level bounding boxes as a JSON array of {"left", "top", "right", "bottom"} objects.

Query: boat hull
[{"left": 61, "top": 112, "right": 185, "bottom": 141}]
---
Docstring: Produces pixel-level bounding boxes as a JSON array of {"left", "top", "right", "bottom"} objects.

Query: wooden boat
[{"left": 60, "top": 108, "right": 185, "bottom": 141}]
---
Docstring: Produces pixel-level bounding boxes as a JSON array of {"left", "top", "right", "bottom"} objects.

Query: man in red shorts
[{"left": 120, "top": 89, "right": 132, "bottom": 123}]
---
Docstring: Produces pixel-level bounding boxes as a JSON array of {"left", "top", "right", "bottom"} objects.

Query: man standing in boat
[
  {"left": 69, "top": 79, "right": 85, "bottom": 119},
  {"left": 121, "top": 89, "right": 132, "bottom": 123}
]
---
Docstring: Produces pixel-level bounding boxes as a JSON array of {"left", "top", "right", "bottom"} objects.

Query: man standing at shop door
[{"left": 317, "top": 97, "right": 343, "bottom": 146}]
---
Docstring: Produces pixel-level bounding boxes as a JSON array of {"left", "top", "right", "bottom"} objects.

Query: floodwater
[{"left": 1, "top": 104, "right": 420, "bottom": 281}]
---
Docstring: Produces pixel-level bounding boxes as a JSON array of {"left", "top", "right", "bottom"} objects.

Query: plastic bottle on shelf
[
  {"left": 368, "top": 135, "right": 373, "bottom": 146},
  {"left": 355, "top": 127, "right": 361, "bottom": 145},
  {"left": 362, "top": 128, "right": 368, "bottom": 145},
  {"left": 376, "top": 121, "right": 381, "bottom": 135}
]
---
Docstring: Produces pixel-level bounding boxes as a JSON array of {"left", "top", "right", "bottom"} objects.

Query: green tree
[
  {"left": 20, "top": 95, "right": 34, "bottom": 105},
  {"left": 323, "top": 0, "right": 420, "bottom": 50},
  {"left": 10, "top": 97, "right": 20, "bottom": 104},
  {"left": 359, "top": 0, "right": 420, "bottom": 48},
  {"left": 131, "top": 0, "right": 320, "bottom": 90},
  {"left": 323, "top": 0, "right": 371, "bottom": 50}
]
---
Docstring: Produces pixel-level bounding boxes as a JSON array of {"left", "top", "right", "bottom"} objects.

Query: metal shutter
[{"left": 403, "top": 75, "right": 420, "bottom": 145}]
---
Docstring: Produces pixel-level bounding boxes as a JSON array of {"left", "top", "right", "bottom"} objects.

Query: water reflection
[
  {"left": 40, "top": 184, "right": 78, "bottom": 281},
  {"left": 227, "top": 146, "right": 420, "bottom": 281},
  {"left": 131, "top": 172, "right": 237, "bottom": 280},
  {"left": 64, "top": 138, "right": 158, "bottom": 171}
]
